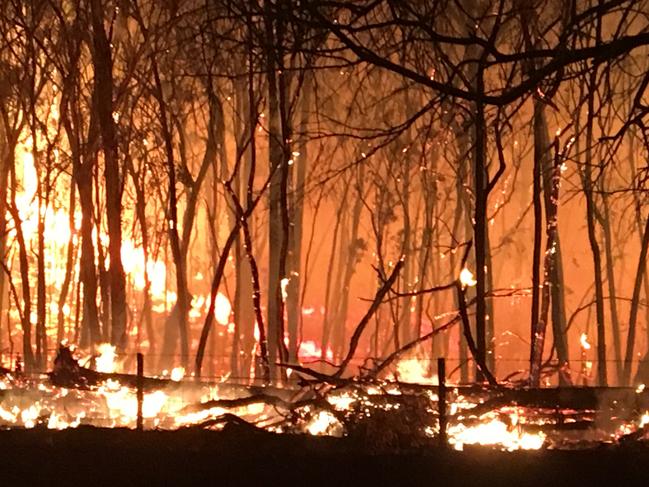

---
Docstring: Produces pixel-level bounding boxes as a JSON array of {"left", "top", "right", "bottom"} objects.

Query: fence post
[
  {"left": 137, "top": 353, "right": 144, "bottom": 431},
  {"left": 438, "top": 357, "right": 447, "bottom": 447}
]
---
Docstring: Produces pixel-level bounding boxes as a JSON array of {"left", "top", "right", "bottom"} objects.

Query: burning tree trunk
[
  {"left": 528, "top": 98, "right": 570, "bottom": 385},
  {"left": 472, "top": 69, "right": 489, "bottom": 382},
  {"left": 520, "top": 0, "right": 570, "bottom": 387},
  {"left": 530, "top": 109, "right": 543, "bottom": 385},
  {"left": 90, "top": 0, "right": 127, "bottom": 349},
  {"left": 530, "top": 138, "right": 564, "bottom": 386},
  {"left": 451, "top": 140, "right": 471, "bottom": 383},
  {"left": 61, "top": 37, "right": 102, "bottom": 348}
]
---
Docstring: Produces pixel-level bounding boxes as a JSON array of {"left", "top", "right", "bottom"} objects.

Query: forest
[{"left": 0, "top": 0, "right": 649, "bottom": 391}]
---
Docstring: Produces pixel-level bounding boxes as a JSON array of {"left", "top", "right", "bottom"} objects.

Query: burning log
[{"left": 49, "top": 345, "right": 177, "bottom": 391}]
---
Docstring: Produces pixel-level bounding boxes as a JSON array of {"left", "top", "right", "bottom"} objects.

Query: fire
[
  {"left": 394, "top": 357, "right": 437, "bottom": 385},
  {"left": 580, "top": 333, "right": 591, "bottom": 351},
  {"left": 170, "top": 367, "right": 185, "bottom": 382},
  {"left": 640, "top": 412, "right": 649, "bottom": 428},
  {"left": 448, "top": 408, "right": 546, "bottom": 451},
  {"left": 327, "top": 391, "right": 357, "bottom": 411},
  {"left": 280, "top": 277, "right": 290, "bottom": 302},
  {"left": 95, "top": 343, "right": 117, "bottom": 373},
  {"left": 213, "top": 292, "right": 232, "bottom": 326},
  {"left": 305, "top": 410, "right": 343, "bottom": 436},
  {"left": 448, "top": 416, "right": 546, "bottom": 451},
  {"left": 299, "top": 340, "right": 333, "bottom": 362},
  {"left": 459, "top": 267, "right": 477, "bottom": 288},
  {"left": 98, "top": 380, "right": 169, "bottom": 425}
]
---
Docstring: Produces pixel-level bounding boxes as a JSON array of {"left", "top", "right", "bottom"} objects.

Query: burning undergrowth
[{"left": 1, "top": 346, "right": 649, "bottom": 452}]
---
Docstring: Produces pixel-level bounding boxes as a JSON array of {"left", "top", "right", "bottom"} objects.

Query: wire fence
[{"left": 0, "top": 347, "right": 643, "bottom": 387}]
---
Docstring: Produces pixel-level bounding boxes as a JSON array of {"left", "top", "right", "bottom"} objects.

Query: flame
[
  {"left": 449, "top": 419, "right": 545, "bottom": 451},
  {"left": 280, "top": 277, "right": 290, "bottom": 302},
  {"left": 298, "top": 340, "right": 333, "bottom": 362},
  {"left": 170, "top": 367, "right": 185, "bottom": 382},
  {"left": 394, "top": 358, "right": 437, "bottom": 385},
  {"left": 327, "top": 392, "right": 357, "bottom": 411},
  {"left": 213, "top": 292, "right": 232, "bottom": 326},
  {"left": 459, "top": 267, "right": 477, "bottom": 288},
  {"left": 305, "top": 410, "right": 342, "bottom": 436},
  {"left": 99, "top": 380, "right": 169, "bottom": 424},
  {"left": 640, "top": 412, "right": 649, "bottom": 428},
  {"left": 96, "top": 344, "right": 117, "bottom": 373},
  {"left": 448, "top": 409, "right": 546, "bottom": 451},
  {"left": 580, "top": 333, "right": 591, "bottom": 350}
]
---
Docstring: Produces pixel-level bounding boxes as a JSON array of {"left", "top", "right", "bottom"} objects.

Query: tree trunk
[
  {"left": 57, "top": 185, "right": 77, "bottom": 345},
  {"left": 265, "top": 6, "right": 290, "bottom": 378},
  {"left": 583, "top": 71, "right": 607, "bottom": 386},
  {"left": 599, "top": 191, "right": 622, "bottom": 384},
  {"left": 232, "top": 75, "right": 255, "bottom": 379},
  {"left": 333, "top": 168, "right": 365, "bottom": 361},
  {"left": 473, "top": 70, "right": 488, "bottom": 382},
  {"left": 151, "top": 61, "right": 189, "bottom": 370},
  {"left": 76, "top": 166, "right": 101, "bottom": 347},
  {"left": 285, "top": 72, "right": 311, "bottom": 363},
  {"left": 530, "top": 103, "right": 570, "bottom": 385},
  {"left": 8, "top": 166, "right": 34, "bottom": 371},
  {"left": 624, "top": 214, "right": 649, "bottom": 385},
  {"left": 90, "top": 0, "right": 127, "bottom": 349}
]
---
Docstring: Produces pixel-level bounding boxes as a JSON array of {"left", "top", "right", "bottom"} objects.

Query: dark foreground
[{"left": 0, "top": 426, "right": 647, "bottom": 486}]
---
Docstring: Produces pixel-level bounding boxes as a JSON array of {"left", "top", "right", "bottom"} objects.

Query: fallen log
[{"left": 48, "top": 346, "right": 177, "bottom": 391}]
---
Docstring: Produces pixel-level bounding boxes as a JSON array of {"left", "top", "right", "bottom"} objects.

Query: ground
[{"left": 0, "top": 426, "right": 647, "bottom": 486}]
